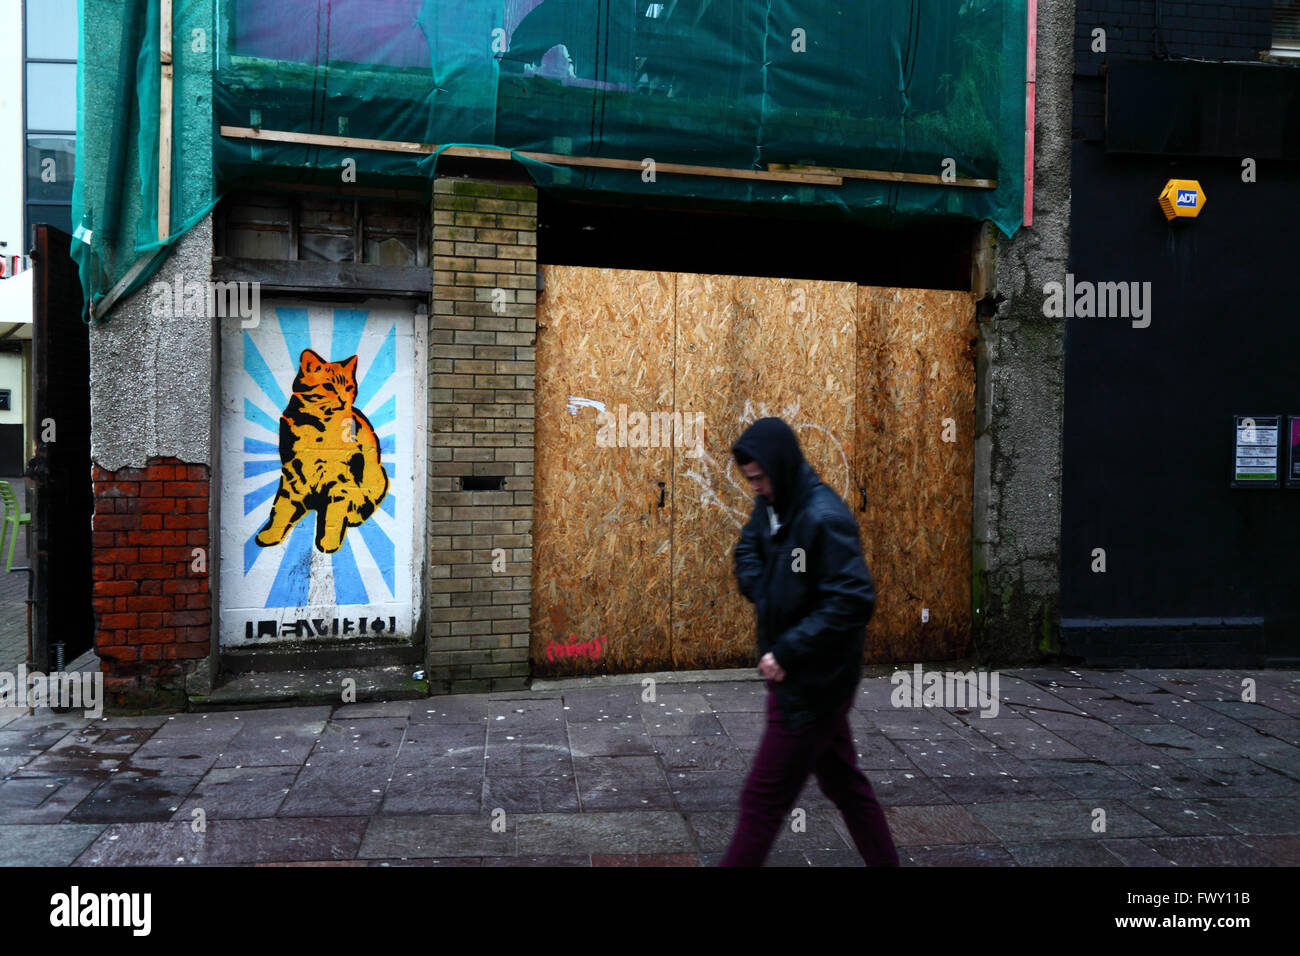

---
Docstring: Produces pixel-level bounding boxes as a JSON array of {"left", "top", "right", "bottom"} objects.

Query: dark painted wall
[{"left": 1062, "top": 0, "right": 1300, "bottom": 664}]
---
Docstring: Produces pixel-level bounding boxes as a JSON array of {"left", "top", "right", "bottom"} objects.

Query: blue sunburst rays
[
  {"left": 242, "top": 505, "right": 399, "bottom": 605},
  {"left": 244, "top": 399, "right": 279, "bottom": 434},
  {"left": 243, "top": 332, "right": 288, "bottom": 410},
  {"left": 277, "top": 307, "right": 314, "bottom": 366},
  {"left": 264, "top": 514, "right": 316, "bottom": 609},
  {"left": 239, "top": 310, "right": 401, "bottom": 610},
  {"left": 356, "top": 324, "right": 396, "bottom": 413}
]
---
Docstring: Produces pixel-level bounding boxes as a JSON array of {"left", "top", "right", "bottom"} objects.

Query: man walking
[{"left": 719, "top": 417, "right": 900, "bottom": 867}]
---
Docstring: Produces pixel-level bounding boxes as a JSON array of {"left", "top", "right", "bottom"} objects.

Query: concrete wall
[
  {"left": 973, "top": 0, "right": 1073, "bottom": 661},
  {"left": 89, "top": 214, "right": 215, "bottom": 471}
]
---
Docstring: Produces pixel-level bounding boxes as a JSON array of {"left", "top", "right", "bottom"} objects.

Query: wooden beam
[
  {"left": 158, "top": 0, "right": 174, "bottom": 240},
  {"left": 767, "top": 163, "right": 997, "bottom": 190},
  {"left": 211, "top": 257, "right": 432, "bottom": 295},
  {"left": 91, "top": 247, "right": 167, "bottom": 321},
  {"left": 219, "top": 126, "right": 843, "bottom": 186}
]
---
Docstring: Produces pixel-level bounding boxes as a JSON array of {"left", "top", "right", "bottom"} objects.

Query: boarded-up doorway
[{"left": 534, "top": 266, "right": 975, "bottom": 674}]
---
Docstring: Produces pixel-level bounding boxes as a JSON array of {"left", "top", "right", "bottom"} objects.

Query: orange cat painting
[{"left": 255, "top": 349, "right": 389, "bottom": 554}]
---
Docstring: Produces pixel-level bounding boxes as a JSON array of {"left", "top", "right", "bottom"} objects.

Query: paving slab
[
  {"left": 359, "top": 814, "right": 515, "bottom": 858},
  {"left": 698, "top": 684, "right": 768, "bottom": 712},
  {"left": 930, "top": 772, "right": 1073, "bottom": 804},
  {"left": 1120, "top": 796, "right": 1238, "bottom": 836},
  {"left": 483, "top": 738, "right": 574, "bottom": 776},
  {"left": 566, "top": 720, "right": 656, "bottom": 757},
  {"left": 1099, "top": 837, "right": 1179, "bottom": 866},
  {"left": 1200, "top": 796, "right": 1300, "bottom": 835},
  {"left": 482, "top": 774, "right": 580, "bottom": 813},
  {"left": 1234, "top": 833, "right": 1300, "bottom": 865},
  {"left": 902, "top": 843, "right": 1017, "bottom": 866},
  {"left": 214, "top": 717, "right": 326, "bottom": 768},
  {"left": 514, "top": 810, "right": 696, "bottom": 855},
  {"left": 76, "top": 818, "right": 367, "bottom": 865},
  {"left": 276, "top": 758, "right": 395, "bottom": 817},
  {"left": 0, "top": 774, "right": 102, "bottom": 823},
  {"left": 1137, "top": 835, "right": 1277, "bottom": 866},
  {"left": 380, "top": 767, "right": 482, "bottom": 815},
  {"left": 966, "top": 799, "right": 1164, "bottom": 841},
  {"left": 652, "top": 735, "right": 747, "bottom": 772},
  {"left": 175, "top": 767, "right": 298, "bottom": 819},
  {"left": 964, "top": 716, "right": 1090, "bottom": 760},
  {"left": 591, "top": 852, "right": 700, "bottom": 866},
  {"left": 861, "top": 768, "right": 955, "bottom": 806},
  {"left": 66, "top": 774, "right": 203, "bottom": 824},
  {"left": 666, "top": 769, "right": 748, "bottom": 811},
  {"left": 1113, "top": 760, "right": 1242, "bottom": 800},
  {"left": 0, "top": 823, "right": 106, "bottom": 865},
  {"left": 878, "top": 804, "right": 1000, "bottom": 846},
  {"left": 572, "top": 755, "right": 670, "bottom": 804},
  {"left": 1117, "top": 723, "right": 1240, "bottom": 759},
  {"left": 310, "top": 717, "right": 407, "bottom": 758},
  {"left": 488, "top": 697, "right": 566, "bottom": 732},
  {"left": 1004, "top": 840, "right": 1126, "bottom": 866}
]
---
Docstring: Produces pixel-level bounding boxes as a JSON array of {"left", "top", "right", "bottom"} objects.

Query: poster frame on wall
[
  {"left": 1287, "top": 414, "right": 1300, "bottom": 489},
  {"left": 214, "top": 295, "right": 427, "bottom": 649},
  {"left": 1230, "top": 413, "right": 1281, "bottom": 489}
]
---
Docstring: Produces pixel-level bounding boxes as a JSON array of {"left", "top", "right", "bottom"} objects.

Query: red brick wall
[{"left": 91, "top": 456, "right": 211, "bottom": 705}]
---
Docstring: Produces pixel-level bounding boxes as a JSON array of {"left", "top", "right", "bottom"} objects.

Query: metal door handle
[{"left": 658, "top": 481, "right": 666, "bottom": 508}]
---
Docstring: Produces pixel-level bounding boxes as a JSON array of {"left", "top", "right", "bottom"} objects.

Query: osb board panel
[
  {"left": 532, "top": 266, "right": 676, "bottom": 674},
  {"left": 855, "top": 286, "right": 977, "bottom": 662},
  {"left": 672, "top": 274, "right": 858, "bottom": 669}
]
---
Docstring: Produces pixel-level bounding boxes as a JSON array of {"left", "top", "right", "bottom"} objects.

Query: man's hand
[{"left": 758, "top": 652, "right": 786, "bottom": 683}]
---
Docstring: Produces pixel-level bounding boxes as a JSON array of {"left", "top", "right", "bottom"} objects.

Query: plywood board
[
  {"left": 855, "top": 286, "right": 977, "bottom": 661},
  {"left": 672, "top": 275, "right": 858, "bottom": 669},
  {"left": 532, "top": 266, "right": 676, "bottom": 674}
]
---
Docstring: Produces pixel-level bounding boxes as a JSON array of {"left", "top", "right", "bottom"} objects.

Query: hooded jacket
[{"left": 732, "top": 418, "right": 876, "bottom": 731}]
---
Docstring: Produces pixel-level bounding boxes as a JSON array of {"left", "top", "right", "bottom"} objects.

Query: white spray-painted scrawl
[{"left": 683, "top": 399, "right": 851, "bottom": 529}]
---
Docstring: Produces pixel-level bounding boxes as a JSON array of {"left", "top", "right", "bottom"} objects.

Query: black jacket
[{"left": 732, "top": 418, "right": 876, "bottom": 731}]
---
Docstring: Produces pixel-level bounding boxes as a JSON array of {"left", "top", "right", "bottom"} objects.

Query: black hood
[{"left": 732, "top": 417, "right": 807, "bottom": 520}]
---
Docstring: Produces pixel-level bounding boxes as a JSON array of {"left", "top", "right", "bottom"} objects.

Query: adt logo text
[{"left": 1176, "top": 189, "right": 1198, "bottom": 207}]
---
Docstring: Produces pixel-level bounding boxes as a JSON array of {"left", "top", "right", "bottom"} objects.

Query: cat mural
[{"left": 255, "top": 348, "right": 389, "bottom": 554}]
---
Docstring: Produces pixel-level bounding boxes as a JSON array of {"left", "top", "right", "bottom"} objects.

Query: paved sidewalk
[{"left": 1, "top": 667, "right": 1298, "bottom": 866}]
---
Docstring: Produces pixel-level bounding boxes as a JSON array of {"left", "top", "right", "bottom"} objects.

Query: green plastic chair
[{"left": 0, "top": 481, "right": 31, "bottom": 573}]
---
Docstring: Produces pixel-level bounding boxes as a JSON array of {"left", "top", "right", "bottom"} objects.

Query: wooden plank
[
  {"left": 521, "top": 151, "right": 842, "bottom": 186},
  {"left": 158, "top": 0, "right": 174, "bottom": 241},
  {"left": 532, "top": 266, "right": 676, "bottom": 674},
  {"left": 221, "top": 125, "right": 435, "bottom": 155},
  {"left": 211, "top": 257, "right": 431, "bottom": 294},
  {"left": 671, "top": 275, "right": 857, "bottom": 669},
  {"left": 768, "top": 163, "right": 997, "bottom": 190},
  {"left": 219, "top": 126, "right": 844, "bottom": 186},
  {"left": 854, "top": 287, "right": 977, "bottom": 661}
]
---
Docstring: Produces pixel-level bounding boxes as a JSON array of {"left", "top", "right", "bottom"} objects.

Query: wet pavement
[{"left": 1, "top": 666, "right": 1298, "bottom": 866}]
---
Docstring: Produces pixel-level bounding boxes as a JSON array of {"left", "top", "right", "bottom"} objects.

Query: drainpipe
[{"left": 1024, "top": 0, "right": 1036, "bottom": 226}]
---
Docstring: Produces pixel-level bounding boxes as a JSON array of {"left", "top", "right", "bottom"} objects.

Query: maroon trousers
[{"left": 719, "top": 683, "right": 900, "bottom": 867}]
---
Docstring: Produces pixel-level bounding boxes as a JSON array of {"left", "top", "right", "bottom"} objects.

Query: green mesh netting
[
  {"left": 73, "top": 0, "right": 219, "bottom": 318},
  {"left": 75, "top": 0, "right": 1027, "bottom": 315}
]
